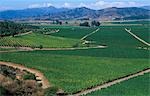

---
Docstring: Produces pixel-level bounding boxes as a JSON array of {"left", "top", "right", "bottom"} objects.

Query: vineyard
[
  {"left": 86, "top": 73, "right": 150, "bottom": 96},
  {"left": 0, "top": 33, "right": 80, "bottom": 48},
  {"left": 0, "top": 51, "right": 149, "bottom": 93},
  {"left": 0, "top": 21, "right": 149, "bottom": 95}
]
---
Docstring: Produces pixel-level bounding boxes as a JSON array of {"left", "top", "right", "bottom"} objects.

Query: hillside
[
  {"left": 0, "top": 6, "right": 69, "bottom": 19},
  {"left": 0, "top": 6, "right": 149, "bottom": 20}
]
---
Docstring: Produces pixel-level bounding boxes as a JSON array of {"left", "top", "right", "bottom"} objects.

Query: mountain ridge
[{"left": 0, "top": 6, "right": 149, "bottom": 20}]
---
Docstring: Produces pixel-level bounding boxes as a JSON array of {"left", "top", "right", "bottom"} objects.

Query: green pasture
[
  {"left": 0, "top": 33, "right": 80, "bottom": 48},
  {"left": 0, "top": 51, "right": 149, "bottom": 93},
  {"left": 86, "top": 73, "right": 150, "bottom": 96}
]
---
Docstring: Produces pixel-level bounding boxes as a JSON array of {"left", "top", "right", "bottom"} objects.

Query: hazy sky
[{"left": 0, "top": 0, "right": 149, "bottom": 11}]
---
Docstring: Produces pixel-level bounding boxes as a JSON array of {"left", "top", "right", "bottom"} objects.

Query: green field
[
  {"left": 44, "top": 26, "right": 96, "bottom": 39},
  {"left": 0, "top": 51, "right": 149, "bottom": 93},
  {"left": 86, "top": 73, "right": 150, "bottom": 96},
  {"left": 0, "top": 33, "right": 80, "bottom": 48},
  {"left": 0, "top": 21, "right": 150, "bottom": 95},
  {"left": 86, "top": 25, "right": 147, "bottom": 47},
  {"left": 104, "top": 20, "right": 150, "bottom": 25},
  {"left": 129, "top": 25, "right": 150, "bottom": 43}
]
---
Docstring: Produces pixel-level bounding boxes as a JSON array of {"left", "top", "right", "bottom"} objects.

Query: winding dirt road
[
  {"left": 71, "top": 68, "right": 150, "bottom": 96},
  {"left": 0, "top": 61, "right": 50, "bottom": 89}
]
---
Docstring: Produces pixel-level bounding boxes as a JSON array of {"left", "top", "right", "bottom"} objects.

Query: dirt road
[
  {"left": 81, "top": 28, "right": 100, "bottom": 40},
  {"left": 14, "top": 31, "right": 32, "bottom": 36},
  {"left": 125, "top": 28, "right": 150, "bottom": 46},
  {"left": 71, "top": 68, "right": 150, "bottom": 96},
  {"left": 0, "top": 61, "right": 50, "bottom": 89},
  {"left": 0, "top": 45, "right": 107, "bottom": 53}
]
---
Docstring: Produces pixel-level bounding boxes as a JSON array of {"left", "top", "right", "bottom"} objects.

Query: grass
[
  {"left": 0, "top": 23, "right": 149, "bottom": 94},
  {"left": 86, "top": 25, "right": 146, "bottom": 48},
  {"left": 0, "top": 33, "right": 80, "bottom": 48},
  {"left": 0, "top": 48, "right": 16, "bottom": 51},
  {"left": 85, "top": 73, "right": 150, "bottom": 96},
  {"left": 129, "top": 25, "right": 150, "bottom": 43},
  {"left": 34, "top": 47, "right": 149, "bottom": 59},
  {"left": 40, "top": 26, "right": 97, "bottom": 39},
  {"left": 0, "top": 51, "right": 149, "bottom": 93}
]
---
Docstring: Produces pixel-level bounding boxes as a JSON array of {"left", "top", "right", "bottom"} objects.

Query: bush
[
  {"left": 72, "top": 43, "right": 79, "bottom": 48},
  {"left": 80, "top": 22, "right": 90, "bottom": 27},
  {"left": 39, "top": 45, "right": 43, "bottom": 49},
  {"left": 23, "top": 73, "right": 36, "bottom": 80},
  {"left": 44, "top": 87, "right": 58, "bottom": 96}
]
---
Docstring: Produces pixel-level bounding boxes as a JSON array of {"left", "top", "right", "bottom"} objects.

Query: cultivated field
[
  {"left": 0, "top": 20, "right": 149, "bottom": 95},
  {"left": 85, "top": 73, "right": 150, "bottom": 96},
  {"left": 0, "top": 33, "right": 80, "bottom": 48}
]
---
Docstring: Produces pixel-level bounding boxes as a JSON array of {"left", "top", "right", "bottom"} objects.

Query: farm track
[
  {"left": 0, "top": 45, "right": 107, "bottom": 53},
  {"left": 125, "top": 28, "right": 150, "bottom": 46},
  {"left": 81, "top": 28, "right": 100, "bottom": 40},
  {"left": 14, "top": 31, "right": 32, "bottom": 36},
  {"left": 70, "top": 68, "right": 150, "bottom": 96},
  {"left": 0, "top": 61, "right": 50, "bottom": 89}
]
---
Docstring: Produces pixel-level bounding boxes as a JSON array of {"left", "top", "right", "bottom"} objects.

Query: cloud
[
  {"left": 28, "top": 1, "right": 148, "bottom": 9},
  {"left": 78, "top": 0, "right": 146, "bottom": 9},
  {"left": 62, "top": 3, "right": 72, "bottom": 8},
  {"left": 0, "top": 6, "right": 14, "bottom": 11},
  {"left": 28, "top": 3, "right": 52, "bottom": 8}
]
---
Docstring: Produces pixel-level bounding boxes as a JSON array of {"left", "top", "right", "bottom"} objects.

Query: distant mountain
[
  {"left": 141, "top": 6, "right": 150, "bottom": 10},
  {"left": 46, "top": 7, "right": 97, "bottom": 20},
  {"left": 46, "top": 7, "right": 150, "bottom": 20},
  {"left": 97, "top": 7, "right": 150, "bottom": 20},
  {"left": 0, "top": 6, "right": 69, "bottom": 19},
  {"left": 0, "top": 6, "right": 149, "bottom": 20}
]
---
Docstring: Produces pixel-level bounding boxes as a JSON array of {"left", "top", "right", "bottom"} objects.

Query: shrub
[
  {"left": 44, "top": 87, "right": 58, "bottom": 96},
  {"left": 23, "top": 73, "right": 36, "bottom": 80}
]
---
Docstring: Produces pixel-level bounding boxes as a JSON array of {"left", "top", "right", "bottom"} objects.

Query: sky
[{"left": 0, "top": 0, "right": 150, "bottom": 11}]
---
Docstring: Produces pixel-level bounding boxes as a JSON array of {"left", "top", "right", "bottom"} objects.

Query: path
[
  {"left": 71, "top": 68, "right": 150, "bottom": 96},
  {"left": 14, "top": 31, "right": 32, "bottom": 36},
  {"left": 81, "top": 28, "right": 100, "bottom": 40},
  {"left": 0, "top": 61, "right": 50, "bottom": 89},
  {"left": 125, "top": 28, "right": 150, "bottom": 46},
  {"left": 0, "top": 45, "right": 107, "bottom": 53}
]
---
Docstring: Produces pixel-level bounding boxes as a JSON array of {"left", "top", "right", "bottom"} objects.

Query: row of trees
[
  {"left": 80, "top": 21, "right": 101, "bottom": 27},
  {"left": 0, "top": 21, "right": 38, "bottom": 37}
]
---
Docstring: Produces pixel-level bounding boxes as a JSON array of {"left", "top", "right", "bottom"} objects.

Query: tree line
[
  {"left": 80, "top": 21, "right": 101, "bottom": 27},
  {"left": 0, "top": 21, "right": 38, "bottom": 37}
]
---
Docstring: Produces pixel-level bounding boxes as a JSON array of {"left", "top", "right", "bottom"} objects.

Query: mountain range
[{"left": 0, "top": 6, "right": 150, "bottom": 20}]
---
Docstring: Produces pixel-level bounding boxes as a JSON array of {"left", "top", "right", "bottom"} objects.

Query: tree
[
  {"left": 80, "top": 22, "right": 90, "bottom": 27},
  {"left": 39, "top": 45, "right": 43, "bottom": 49},
  {"left": 91, "top": 21, "right": 101, "bottom": 27},
  {"left": 65, "top": 21, "right": 68, "bottom": 24}
]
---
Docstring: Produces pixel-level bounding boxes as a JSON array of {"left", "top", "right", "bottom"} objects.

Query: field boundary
[
  {"left": 125, "top": 28, "right": 150, "bottom": 46},
  {"left": 14, "top": 31, "right": 32, "bottom": 36},
  {"left": 0, "top": 61, "right": 50, "bottom": 89},
  {"left": 66, "top": 68, "right": 150, "bottom": 96},
  {"left": 81, "top": 28, "right": 100, "bottom": 40},
  {"left": 0, "top": 45, "right": 107, "bottom": 53}
]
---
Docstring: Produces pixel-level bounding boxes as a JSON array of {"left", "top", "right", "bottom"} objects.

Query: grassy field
[
  {"left": 86, "top": 73, "right": 150, "bottom": 96},
  {"left": 0, "top": 51, "right": 149, "bottom": 93},
  {"left": 0, "top": 33, "right": 80, "bottom": 48},
  {"left": 0, "top": 48, "right": 16, "bottom": 51},
  {"left": 0, "top": 21, "right": 149, "bottom": 95},
  {"left": 44, "top": 26, "right": 97, "bottom": 39},
  {"left": 129, "top": 25, "right": 150, "bottom": 43},
  {"left": 86, "top": 25, "right": 147, "bottom": 47},
  {"left": 33, "top": 47, "right": 149, "bottom": 59},
  {"left": 104, "top": 20, "right": 150, "bottom": 25}
]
